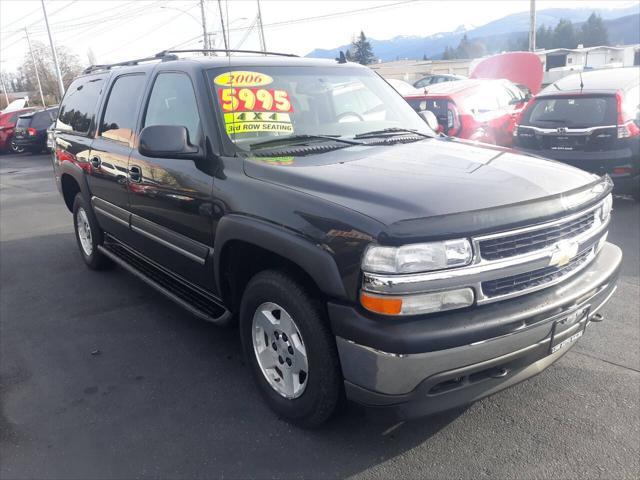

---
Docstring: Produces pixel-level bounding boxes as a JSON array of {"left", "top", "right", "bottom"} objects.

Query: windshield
[
  {"left": 208, "top": 65, "right": 430, "bottom": 150},
  {"left": 522, "top": 95, "right": 617, "bottom": 128}
]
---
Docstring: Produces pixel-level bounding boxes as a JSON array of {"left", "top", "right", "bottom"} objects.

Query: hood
[
  {"left": 470, "top": 52, "right": 543, "bottom": 94},
  {"left": 244, "top": 139, "right": 598, "bottom": 233}
]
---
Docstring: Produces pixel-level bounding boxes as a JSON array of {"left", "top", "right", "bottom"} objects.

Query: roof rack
[
  {"left": 82, "top": 48, "right": 299, "bottom": 74},
  {"left": 82, "top": 52, "right": 178, "bottom": 74},
  {"left": 157, "top": 49, "right": 299, "bottom": 58}
]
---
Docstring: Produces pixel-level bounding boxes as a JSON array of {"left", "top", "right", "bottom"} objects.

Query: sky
[{"left": 0, "top": 0, "right": 637, "bottom": 72}]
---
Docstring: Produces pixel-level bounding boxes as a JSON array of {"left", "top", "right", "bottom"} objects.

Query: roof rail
[
  {"left": 157, "top": 49, "right": 299, "bottom": 58},
  {"left": 82, "top": 51, "right": 178, "bottom": 74}
]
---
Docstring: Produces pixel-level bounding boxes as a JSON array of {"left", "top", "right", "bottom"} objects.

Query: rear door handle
[
  {"left": 129, "top": 165, "right": 142, "bottom": 183},
  {"left": 90, "top": 155, "right": 101, "bottom": 168}
]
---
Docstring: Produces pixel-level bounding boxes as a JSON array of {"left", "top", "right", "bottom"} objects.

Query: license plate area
[{"left": 550, "top": 306, "right": 590, "bottom": 354}]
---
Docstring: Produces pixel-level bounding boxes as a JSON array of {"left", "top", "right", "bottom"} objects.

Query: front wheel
[
  {"left": 239, "top": 270, "right": 343, "bottom": 428},
  {"left": 72, "top": 194, "right": 113, "bottom": 270}
]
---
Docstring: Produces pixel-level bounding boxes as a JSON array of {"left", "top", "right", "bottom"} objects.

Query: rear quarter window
[{"left": 57, "top": 75, "right": 105, "bottom": 134}]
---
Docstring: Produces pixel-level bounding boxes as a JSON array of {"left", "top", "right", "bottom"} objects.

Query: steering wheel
[{"left": 337, "top": 111, "right": 365, "bottom": 123}]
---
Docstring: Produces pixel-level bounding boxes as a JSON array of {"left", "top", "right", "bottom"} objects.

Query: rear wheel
[
  {"left": 9, "top": 138, "right": 24, "bottom": 154},
  {"left": 239, "top": 270, "right": 342, "bottom": 428},
  {"left": 72, "top": 194, "right": 113, "bottom": 270}
]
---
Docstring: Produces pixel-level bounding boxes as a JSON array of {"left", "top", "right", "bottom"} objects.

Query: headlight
[{"left": 362, "top": 239, "right": 473, "bottom": 274}]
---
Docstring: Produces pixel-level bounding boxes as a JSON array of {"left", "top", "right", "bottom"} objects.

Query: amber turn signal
[{"left": 360, "top": 292, "right": 403, "bottom": 315}]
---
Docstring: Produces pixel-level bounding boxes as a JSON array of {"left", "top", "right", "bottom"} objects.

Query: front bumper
[{"left": 331, "top": 242, "right": 621, "bottom": 418}]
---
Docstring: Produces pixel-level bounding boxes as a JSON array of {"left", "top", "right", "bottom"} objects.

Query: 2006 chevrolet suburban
[{"left": 52, "top": 50, "right": 621, "bottom": 427}]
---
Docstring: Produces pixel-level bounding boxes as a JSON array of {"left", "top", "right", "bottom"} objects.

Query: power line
[
  {"left": 99, "top": 6, "right": 199, "bottom": 59},
  {"left": 226, "top": 0, "right": 416, "bottom": 34},
  {"left": 1, "top": 0, "right": 79, "bottom": 41}
]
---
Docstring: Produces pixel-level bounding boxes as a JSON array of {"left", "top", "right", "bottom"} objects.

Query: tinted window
[
  {"left": 57, "top": 76, "right": 104, "bottom": 133},
  {"left": 100, "top": 74, "right": 146, "bottom": 144},
  {"left": 144, "top": 73, "right": 201, "bottom": 142},
  {"left": 523, "top": 96, "right": 617, "bottom": 128},
  {"left": 16, "top": 116, "right": 32, "bottom": 128},
  {"left": 32, "top": 109, "right": 57, "bottom": 129}
]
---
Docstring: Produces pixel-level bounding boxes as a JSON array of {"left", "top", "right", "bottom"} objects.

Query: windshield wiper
[
  {"left": 354, "top": 127, "right": 432, "bottom": 139},
  {"left": 250, "top": 134, "right": 361, "bottom": 150}
]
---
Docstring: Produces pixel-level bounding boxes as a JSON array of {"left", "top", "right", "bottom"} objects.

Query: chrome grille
[
  {"left": 479, "top": 210, "right": 595, "bottom": 260},
  {"left": 482, "top": 248, "right": 593, "bottom": 298},
  {"left": 361, "top": 189, "right": 611, "bottom": 309}
]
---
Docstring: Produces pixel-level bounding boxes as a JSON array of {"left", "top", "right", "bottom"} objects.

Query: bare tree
[{"left": 20, "top": 40, "right": 82, "bottom": 105}]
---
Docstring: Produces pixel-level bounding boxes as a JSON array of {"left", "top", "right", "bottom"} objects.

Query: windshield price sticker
[
  {"left": 218, "top": 88, "right": 293, "bottom": 113},
  {"left": 224, "top": 112, "right": 293, "bottom": 134},
  {"left": 215, "top": 70, "right": 294, "bottom": 136},
  {"left": 214, "top": 71, "right": 274, "bottom": 87}
]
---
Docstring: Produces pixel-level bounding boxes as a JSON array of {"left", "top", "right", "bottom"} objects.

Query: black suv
[
  {"left": 14, "top": 106, "right": 59, "bottom": 153},
  {"left": 514, "top": 68, "right": 640, "bottom": 199},
  {"left": 52, "top": 50, "right": 621, "bottom": 427}
]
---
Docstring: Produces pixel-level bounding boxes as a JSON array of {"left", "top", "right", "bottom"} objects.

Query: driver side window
[{"left": 144, "top": 72, "right": 201, "bottom": 142}]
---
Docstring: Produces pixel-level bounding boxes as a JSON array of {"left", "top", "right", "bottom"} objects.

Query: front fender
[{"left": 213, "top": 214, "right": 348, "bottom": 301}]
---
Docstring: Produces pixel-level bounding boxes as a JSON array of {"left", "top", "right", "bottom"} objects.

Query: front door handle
[
  {"left": 90, "top": 155, "right": 101, "bottom": 168},
  {"left": 129, "top": 165, "right": 142, "bottom": 183}
]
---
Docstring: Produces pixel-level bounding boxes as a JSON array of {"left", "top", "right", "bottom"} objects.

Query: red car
[
  {"left": 403, "top": 78, "right": 531, "bottom": 146},
  {"left": 0, "top": 107, "right": 36, "bottom": 153}
]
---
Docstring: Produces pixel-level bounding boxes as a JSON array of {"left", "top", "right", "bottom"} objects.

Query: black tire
[
  {"left": 239, "top": 270, "right": 343, "bottom": 428},
  {"left": 72, "top": 193, "right": 113, "bottom": 270},
  {"left": 9, "top": 138, "right": 24, "bottom": 154}
]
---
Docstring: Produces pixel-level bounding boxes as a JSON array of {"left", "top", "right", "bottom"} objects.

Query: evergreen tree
[
  {"left": 422, "top": 54, "right": 428, "bottom": 61},
  {"left": 580, "top": 12, "right": 608, "bottom": 47},
  {"left": 536, "top": 25, "right": 554, "bottom": 49},
  {"left": 351, "top": 31, "right": 375, "bottom": 65},
  {"left": 554, "top": 19, "right": 577, "bottom": 48}
]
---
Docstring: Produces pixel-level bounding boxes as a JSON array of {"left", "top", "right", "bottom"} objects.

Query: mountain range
[{"left": 306, "top": 5, "right": 640, "bottom": 61}]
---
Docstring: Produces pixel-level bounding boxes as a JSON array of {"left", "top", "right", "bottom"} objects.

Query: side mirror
[
  {"left": 138, "top": 125, "right": 201, "bottom": 159},
  {"left": 418, "top": 110, "right": 439, "bottom": 131}
]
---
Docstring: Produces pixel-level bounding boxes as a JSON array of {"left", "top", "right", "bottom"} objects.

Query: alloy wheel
[
  {"left": 252, "top": 302, "right": 309, "bottom": 399},
  {"left": 76, "top": 207, "right": 93, "bottom": 256}
]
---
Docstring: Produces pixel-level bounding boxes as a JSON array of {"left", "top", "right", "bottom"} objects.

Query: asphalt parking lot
[{"left": 1, "top": 152, "right": 639, "bottom": 479}]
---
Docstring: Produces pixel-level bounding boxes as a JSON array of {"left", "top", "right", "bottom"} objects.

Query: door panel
[
  {"left": 127, "top": 71, "right": 215, "bottom": 289},
  {"left": 87, "top": 73, "right": 146, "bottom": 239},
  {"left": 126, "top": 154, "right": 214, "bottom": 288}
]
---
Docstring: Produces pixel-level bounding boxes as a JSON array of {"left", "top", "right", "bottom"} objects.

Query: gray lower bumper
[{"left": 337, "top": 243, "right": 621, "bottom": 417}]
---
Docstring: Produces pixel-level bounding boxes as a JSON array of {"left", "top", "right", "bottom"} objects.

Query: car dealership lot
[{"left": 1, "top": 153, "right": 638, "bottom": 479}]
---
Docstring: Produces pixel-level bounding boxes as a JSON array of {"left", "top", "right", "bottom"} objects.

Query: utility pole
[
  {"left": 217, "top": 0, "right": 229, "bottom": 52},
  {"left": 41, "top": 0, "right": 65, "bottom": 100},
  {"left": 0, "top": 72, "right": 9, "bottom": 107},
  {"left": 199, "top": 0, "right": 210, "bottom": 51},
  {"left": 256, "top": 0, "right": 267, "bottom": 53},
  {"left": 529, "top": 0, "right": 536, "bottom": 51},
  {"left": 25, "top": 27, "right": 46, "bottom": 108}
]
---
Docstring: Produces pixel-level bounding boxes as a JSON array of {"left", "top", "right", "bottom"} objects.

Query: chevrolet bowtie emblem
[{"left": 549, "top": 240, "right": 579, "bottom": 267}]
